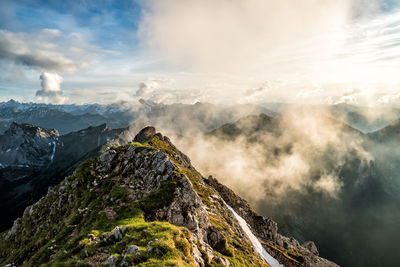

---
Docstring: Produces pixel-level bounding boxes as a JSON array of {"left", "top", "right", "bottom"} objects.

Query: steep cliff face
[
  {"left": 0, "top": 122, "right": 59, "bottom": 168},
  {"left": 0, "top": 127, "right": 338, "bottom": 266}
]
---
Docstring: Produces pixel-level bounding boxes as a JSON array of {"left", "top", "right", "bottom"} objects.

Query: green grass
[
  {"left": 139, "top": 179, "right": 179, "bottom": 218},
  {"left": 127, "top": 141, "right": 152, "bottom": 152},
  {"left": 109, "top": 185, "right": 127, "bottom": 200},
  {"left": 76, "top": 210, "right": 195, "bottom": 266}
]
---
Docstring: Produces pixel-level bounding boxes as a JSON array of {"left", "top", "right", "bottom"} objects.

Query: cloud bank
[
  {"left": 134, "top": 0, "right": 400, "bottom": 106},
  {"left": 138, "top": 0, "right": 353, "bottom": 73},
  {"left": 172, "top": 108, "right": 372, "bottom": 203}
]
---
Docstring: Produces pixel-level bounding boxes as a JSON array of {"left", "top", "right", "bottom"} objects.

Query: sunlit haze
[{"left": 1, "top": 0, "right": 400, "bottom": 105}]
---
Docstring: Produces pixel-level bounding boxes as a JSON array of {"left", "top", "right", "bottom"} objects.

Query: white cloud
[
  {"left": 334, "top": 89, "right": 361, "bottom": 105},
  {"left": 35, "top": 72, "right": 68, "bottom": 104},
  {"left": 130, "top": 0, "right": 400, "bottom": 106},
  {"left": 313, "top": 173, "right": 344, "bottom": 198},
  {"left": 138, "top": 0, "right": 354, "bottom": 74},
  {"left": 378, "top": 92, "right": 400, "bottom": 104},
  {"left": 136, "top": 81, "right": 159, "bottom": 97}
]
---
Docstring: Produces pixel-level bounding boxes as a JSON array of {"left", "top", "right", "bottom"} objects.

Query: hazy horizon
[{"left": 1, "top": 0, "right": 400, "bottom": 107}]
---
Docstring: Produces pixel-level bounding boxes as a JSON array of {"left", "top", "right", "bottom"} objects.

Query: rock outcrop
[{"left": 0, "top": 127, "right": 339, "bottom": 266}]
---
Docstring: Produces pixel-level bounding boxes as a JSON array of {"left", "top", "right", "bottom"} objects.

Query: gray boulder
[
  {"left": 103, "top": 255, "right": 118, "bottom": 266},
  {"left": 126, "top": 245, "right": 139, "bottom": 255},
  {"left": 133, "top": 126, "right": 156, "bottom": 142}
]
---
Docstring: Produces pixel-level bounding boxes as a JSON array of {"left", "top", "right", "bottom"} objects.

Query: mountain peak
[
  {"left": 0, "top": 128, "right": 338, "bottom": 266},
  {"left": 7, "top": 99, "right": 18, "bottom": 104},
  {"left": 133, "top": 126, "right": 156, "bottom": 142},
  {"left": 8, "top": 122, "right": 59, "bottom": 137}
]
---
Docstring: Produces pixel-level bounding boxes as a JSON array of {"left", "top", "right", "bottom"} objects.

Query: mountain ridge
[{"left": 0, "top": 127, "right": 338, "bottom": 266}]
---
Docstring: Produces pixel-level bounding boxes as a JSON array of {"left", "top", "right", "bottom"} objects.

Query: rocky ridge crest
[{"left": 0, "top": 127, "right": 338, "bottom": 266}]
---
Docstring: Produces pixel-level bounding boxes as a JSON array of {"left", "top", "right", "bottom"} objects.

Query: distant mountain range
[
  {"left": 0, "top": 99, "right": 277, "bottom": 135},
  {"left": 0, "top": 100, "right": 128, "bottom": 135},
  {"left": 4, "top": 99, "right": 400, "bottom": 135}
]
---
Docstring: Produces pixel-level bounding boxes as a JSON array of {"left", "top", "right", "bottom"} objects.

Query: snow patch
[
  {"left": 227, "top": 205, "right": 283, "bottom": 267},
  {"left": 49, "top": 141, "right": 56, "bottom": 161}
]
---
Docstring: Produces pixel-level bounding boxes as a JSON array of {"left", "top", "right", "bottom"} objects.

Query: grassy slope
[{"left": 1, "top": 136, "right": 268, "bottom": 266}]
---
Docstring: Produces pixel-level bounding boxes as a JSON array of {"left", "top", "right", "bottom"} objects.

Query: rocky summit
[{"left": 0, "top": 127, "right": 338, "bottom": 266}]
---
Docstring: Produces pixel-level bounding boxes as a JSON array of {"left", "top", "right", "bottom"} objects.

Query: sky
[{"left": 0, "top": 0, "right": 400, "bottom": 106}]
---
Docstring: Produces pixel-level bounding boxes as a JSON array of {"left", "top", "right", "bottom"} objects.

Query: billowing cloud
[
  {"left": 138, "top": 0, "right": 353, "bottom": 73},
  {"left": 334, "top": 88, "right": 361, "bottom": 105},
  {"left": 133, "top": 0, "right": 400, "bottom": 106},
  {"left": 378, "top": 92, "right": 400, "bottom": 104},
  {"left": 0, "top": 29, "right": 91, "bottom": 73},
  {"left": 136, "top": 81, "right": 159, "bottom": 97},
  {"left": 172, "top": 107, "right": 373, "bottom": 202},
  {"left": 312, "top": 173, "right": 344, "bottom": 198},
  {"left": 35, "top": 72, "right": 67, "bottom": 104}
]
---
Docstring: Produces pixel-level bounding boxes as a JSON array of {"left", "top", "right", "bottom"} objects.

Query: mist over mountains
[
  {"left": 174, "top": 109, "right": 400, "bottom": 266},
  {"left": 1, "top": 99, "right": 400, "bottom": 266}
]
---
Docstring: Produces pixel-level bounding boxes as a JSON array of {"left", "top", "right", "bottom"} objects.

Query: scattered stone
[
  {"left": 103, "top": 255, "right": 118, "bottom": 266},
  {"left": 113, "top": 226, "right": 123, "bottom": 240},
  {"left": 120, "top": 226, "right": 129, "bottom": 234},
  {"left": 146, "top": 246, "right": 162, "bottom": 255},
  {"left": 126, "top": 245, "right": 139, "bottom": 255},
  {"left": 104, "top": 207, "right": 116, "bottom": 219}
]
